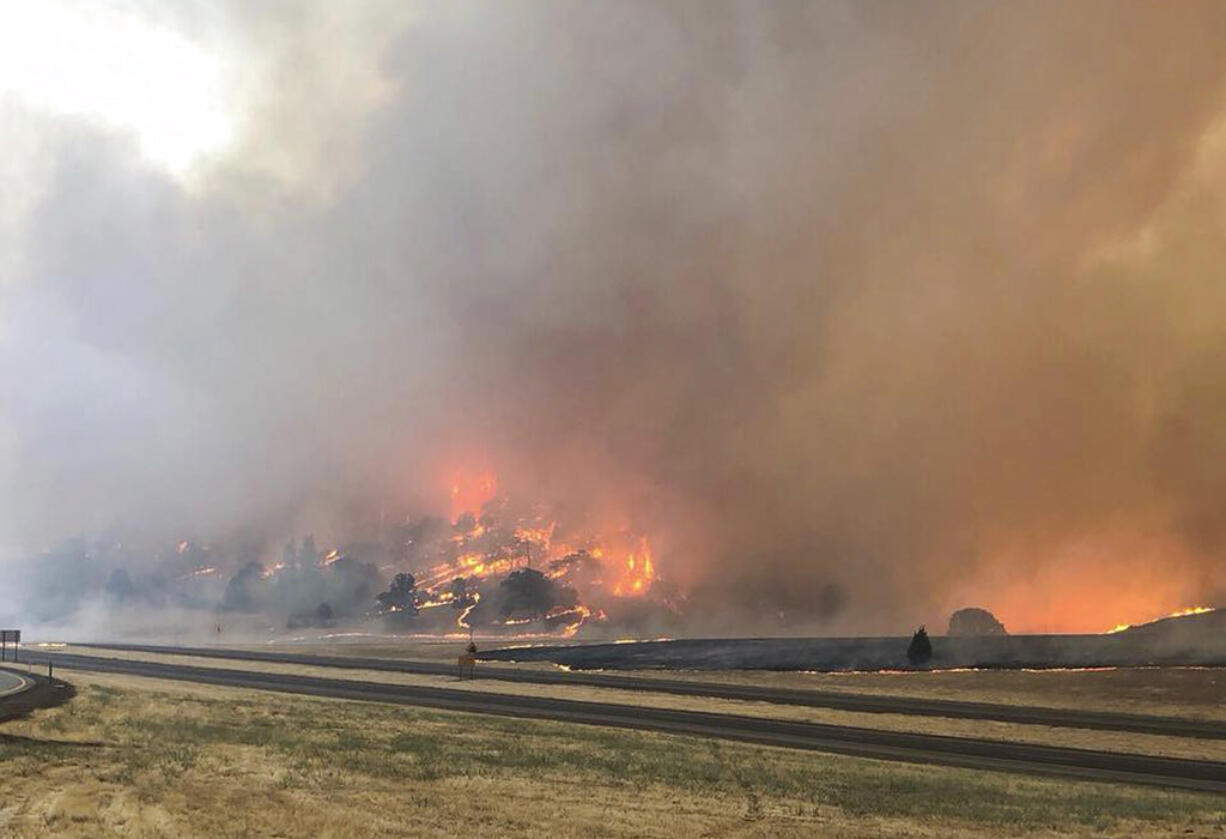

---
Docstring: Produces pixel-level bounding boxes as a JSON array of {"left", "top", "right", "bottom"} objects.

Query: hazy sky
[{"left": 4, "top": 1, "right": 1226, "bottom": 632}]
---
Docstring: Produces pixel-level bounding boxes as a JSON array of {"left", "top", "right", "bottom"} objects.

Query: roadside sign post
[{"left": 0, "top": 629, "right": 19, "bottom": 663}]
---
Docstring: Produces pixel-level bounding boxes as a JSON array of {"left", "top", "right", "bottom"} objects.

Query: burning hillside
[
  {"left": 1107, "top": 606, "right": 1222, "bottom": 637},
  {"left": 372, "top": 473, "right": 674, "bottom": 637},
  {"left": 8, "top": 470, "right": 682, "bottom": 640}
]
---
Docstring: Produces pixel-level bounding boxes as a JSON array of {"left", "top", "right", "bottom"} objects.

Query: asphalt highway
[
  {"left": 0, "top": 667, "right": 73, "bottom": 722},
  {"left": 0, "top": 668, "right": 30, "bottom": 698},
  {"left": 75, "top": 642, "right": 1226, "bottom": 740},
  {"left": 38, "top": 649, "right": 1226, "bottom": 793}
]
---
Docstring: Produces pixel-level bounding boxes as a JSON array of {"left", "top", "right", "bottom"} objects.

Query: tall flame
[{"left": 610, "top": 536, "right": 655, "bottom": 597}]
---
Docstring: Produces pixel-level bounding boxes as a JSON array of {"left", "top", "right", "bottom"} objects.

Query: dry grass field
[{"left": 0, "top": 671, "right": 1224, "bottom": 838}]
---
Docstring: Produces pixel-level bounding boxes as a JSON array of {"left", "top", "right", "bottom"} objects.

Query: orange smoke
[
  {"left": 450, "top": 470, "right": 497, "bottom": 522},
  {"left": 952, "top": 528, "right": 1208, "bottom": 634}
]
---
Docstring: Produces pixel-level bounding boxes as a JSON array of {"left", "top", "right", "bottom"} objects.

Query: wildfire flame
[
  {"left": 385, "top": 471, "right": 666, "bottom": 636},
  {"left": 1106, "top": 605, "right": 1215, "bottom": 634},
  {"left": 610, "top": 537, "right": 655, "bottom": 597},
  {"left": 457, "top": 591, "right": 481, "bottom": 629}
]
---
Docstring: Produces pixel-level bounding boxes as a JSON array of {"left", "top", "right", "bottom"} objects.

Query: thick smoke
[{"left": 4, "top": 1, "right": 1226, "bottom": 634}]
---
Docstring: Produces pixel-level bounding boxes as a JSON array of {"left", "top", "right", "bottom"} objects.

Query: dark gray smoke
[{"left": 5, "top": 1, "right": 1226, "bottom": 634}]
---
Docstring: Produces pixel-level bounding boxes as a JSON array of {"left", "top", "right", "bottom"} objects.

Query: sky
[{"left": 3, "top": 1, "right": 1226, "bottom": 633}]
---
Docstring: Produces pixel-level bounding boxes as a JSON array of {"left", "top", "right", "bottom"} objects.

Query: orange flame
[
  {"left": 1106, "top": 605, "right": 1215, "bottom": 634},
  {"left": 610, "top": 536, "right": 655, "bottom": 597}
]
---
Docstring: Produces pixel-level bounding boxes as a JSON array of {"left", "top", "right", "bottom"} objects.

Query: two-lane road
[{"left": 38, "top": 648, "right": 1226, "bottom": 794}]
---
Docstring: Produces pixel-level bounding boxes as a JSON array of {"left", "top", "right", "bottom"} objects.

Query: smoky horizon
[{"left": 4, "top": 1, "right": 1226, "bottom": 638}]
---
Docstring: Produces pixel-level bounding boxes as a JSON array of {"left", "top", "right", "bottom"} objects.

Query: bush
[{"left": 907, "top": 626, "right": 933, "bottom": 665}]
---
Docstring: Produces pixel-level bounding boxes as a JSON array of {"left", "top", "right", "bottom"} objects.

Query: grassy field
[{"left": 0, "top": 672, "right": 1224, "bottom": 838}]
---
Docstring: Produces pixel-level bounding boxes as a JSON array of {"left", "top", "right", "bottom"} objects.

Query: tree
[
  {"left": 449, "top": 576, "right": 474, "bottom": 609},
  {"left": 498, "top": 568, "right": 558, "bottom": 620},
  {"left": 907, "top": 626, "right": 933, "bottom": 665},
  {"left": 105, "top": 568, "right": 135, "bottom": 601},
  {"left": 947, "top": 607, "right": 1006, "bottom": 636},
  {"left": 315, "top": 602, "right": 334, "bottom": 622},
  {"left": 222, "top": 562, "right": 265, "bottom": 612},
  {"left": 376, "top": 572, "right": 417, "bottom": 613}
]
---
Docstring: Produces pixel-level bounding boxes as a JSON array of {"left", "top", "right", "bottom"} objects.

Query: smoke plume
[{"left": 4, "top": 1, "right": 1226, "bottom": 634}]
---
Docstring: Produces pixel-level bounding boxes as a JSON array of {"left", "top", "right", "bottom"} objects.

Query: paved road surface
[
  {"left": 39, "top": 649, "right": 1226, "bottom": 793},
  {"left": 75, "top": 642, "right": 1226, "bottom": 741},
  {"left": 0, "top": 668, "right": 72, "bottom": 722},
  {"left": 0, "top": 668, "right": 30, "bottom": 698}
]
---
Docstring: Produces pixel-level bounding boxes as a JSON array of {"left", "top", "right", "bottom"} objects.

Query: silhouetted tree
[
  {"left": 907, "top": 626, "right": 933, "bottom": 665},
  {"left": 222, "top": 562, "right": 265, "bottom": 612},
  {"left": 499, "top": 568, "right": 558, "bottom": 619},
  {"left": 316, "top": 602, "right": 334, "bottom": 622},
  {"left": 376, "top": 572, "right": 417, "bottom": 614},
  {"left": 449, "top": 576, "right": 474, "bottom": 609},
  {"left": 947, "top": 607, "right": 1007, "bottom": 636},
  {"left": 105, "top": 568, "right": 135, "bottom": 601}
]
